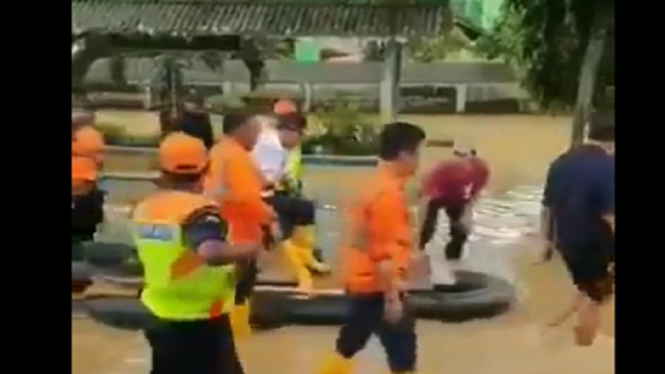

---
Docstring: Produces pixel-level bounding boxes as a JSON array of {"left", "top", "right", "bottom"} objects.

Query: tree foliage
[
  {"left": 477, "top": 0, "right": 614, "bottom": 110},
  {"left": 406, "top": 26, "right": 471, "bottom": 62}
]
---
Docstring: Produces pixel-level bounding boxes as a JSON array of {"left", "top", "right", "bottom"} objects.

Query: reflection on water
[
  {"left": 425, "top": 185, "right": 544, "bottom": 284},
  {"left": 75, "top": 184, "right": 614, "bottom": 374}
]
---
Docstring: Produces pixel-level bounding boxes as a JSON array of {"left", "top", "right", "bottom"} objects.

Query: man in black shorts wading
[{"left": 541, "top": 111, "right": 615, "bottom": 346}]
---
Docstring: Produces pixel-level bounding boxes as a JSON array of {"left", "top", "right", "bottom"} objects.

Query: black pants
[
  {"left": 234, "top": 258, "right": 258, "bottom": 305},
  {"left": 418, "top": 198, "right": 469, "bottom": 260},
  {"left": 336, "top": 293, "right": 416, "bottom": 373},
  {"left": 144, "top": 314, "right": 244, "bottom": 374},
  {"left": 264, "top": 194, "right": 316, "bottom": 239},
  {"left": 72, "top": 186, "right": 105, "bottom": 241}
]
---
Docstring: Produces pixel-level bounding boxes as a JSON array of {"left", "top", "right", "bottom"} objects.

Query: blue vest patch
[{"left": 137, "top": 224, "right": 176, "bottom": 241}]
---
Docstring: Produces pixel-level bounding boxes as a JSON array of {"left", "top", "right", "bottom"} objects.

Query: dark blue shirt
[{"left": 543, "top": 145, "right": 614, "bottom": 253}]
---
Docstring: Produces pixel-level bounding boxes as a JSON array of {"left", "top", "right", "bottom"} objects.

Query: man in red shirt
[{"left": 418, "top": 142, "right": 489, "bottom": 261}]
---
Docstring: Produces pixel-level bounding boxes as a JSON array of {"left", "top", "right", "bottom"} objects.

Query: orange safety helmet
[
  {"left": 273, "top": 99, "right": 297, "bottom": 115},
  {"left": 72, "top": 126, "right": 105, "bottom": 160},
  {"left": 159, "top": 132, "right": 208, "bottom": 174}
]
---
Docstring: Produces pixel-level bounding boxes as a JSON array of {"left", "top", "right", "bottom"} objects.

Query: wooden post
[
  {"left": 570, "top": 28, "right": 606, "bottom": 147},
  {"left": 303, "top": 83, "right": 313, "bottom": 113},
  {"left": 109, "top": 54, "right": 127, "bottom": 87},
  {"left": 455, "top": 84, "right": 467, "bottom": 113},
  {"left": 380, "top": 39, "right": 402, "bottom": 121},
  {"left": 240, "top": 37, "right": 265, "bottom": 91}
]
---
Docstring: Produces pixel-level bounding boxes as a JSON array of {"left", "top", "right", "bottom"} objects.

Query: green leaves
[{"left": 477, "top": 0, "right": 614, "bottom": 110}]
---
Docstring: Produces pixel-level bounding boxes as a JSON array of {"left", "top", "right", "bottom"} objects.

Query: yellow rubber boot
[
  {"left": 283, "top": 240, "right": 313, "bottom": 292},
  {"left": 230, "top": 301, "right": 252, "bottom": 339},
  {"left": 317, "top": 352, "right": 354, "bottom": 374},
  {"left": 299, "top": 245, "right": 331, "bottom": 273},
  {"left": 292, "top": 226, "right": 331, "bottom": 274}
]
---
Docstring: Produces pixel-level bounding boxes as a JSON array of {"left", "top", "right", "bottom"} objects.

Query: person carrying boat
[
  {"left": 318, "top": 122, "right": 427, "bottom": 374},
  {"left": 71, "top": 155, "right": 104, "bottom": 257},
  {"left": 136, "top": 132, "right": 260, "bottom": 374},
  {"left": 72, "top": 113, "right": 106, "bottom": 255},
  {"left": 418, "top": 140, "right": 489, "bottom": 262},
  {"left": 205, "top": 111, "right": 278, "bottom": 338}
]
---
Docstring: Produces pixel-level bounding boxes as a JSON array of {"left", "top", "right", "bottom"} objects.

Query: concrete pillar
[
  {"left": 302, "top": 83, "right": 313, "bottom": 113},
  {"left": 380, "top": 39, "right": 402, "bottom": 121},
  {"left": 455, "top": 84, "right": 467, "bottom": 113},
  {"left": 223, "top": 81, "right": 233, "bottom": 96}
]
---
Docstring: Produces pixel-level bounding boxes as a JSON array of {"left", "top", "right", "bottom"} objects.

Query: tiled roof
[{"left": 72, "top": 1, "right": 451, "bottom": 38}]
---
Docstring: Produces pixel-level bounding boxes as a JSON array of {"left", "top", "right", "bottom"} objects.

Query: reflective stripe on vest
[
  {"left": 133, "top": 191, "right": 236, "bottom": 321},
  {"left": 287, "top": 147, "right": 303, "bottom": 181}
]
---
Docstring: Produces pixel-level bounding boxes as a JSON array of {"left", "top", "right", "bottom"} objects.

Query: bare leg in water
[{"left": 560, "top": 251, "right": 614, "bottom": 346}]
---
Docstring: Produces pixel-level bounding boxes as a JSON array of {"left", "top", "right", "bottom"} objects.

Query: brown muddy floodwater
[{"left": 73, "top": 114, "right": 614, "bottom": 374}]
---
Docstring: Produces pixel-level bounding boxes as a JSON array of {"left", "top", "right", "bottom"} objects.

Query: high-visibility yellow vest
[
  {"left": 287, "top": 146, "right": 303, "bottom": 182},
  {"left": 133, "top": 191, "right": 236, "bottom": 321}
]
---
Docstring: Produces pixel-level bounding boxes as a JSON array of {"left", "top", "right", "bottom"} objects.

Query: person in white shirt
[{"left": 252, "top": 112, "right": 330, "bottom": 292}]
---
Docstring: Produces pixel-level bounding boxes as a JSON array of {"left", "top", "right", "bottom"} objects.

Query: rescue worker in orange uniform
[
  {"left": 136, "top": 132, "right": 261, "bottom": 374},
  {"left": 72, "top": 104, "right": 103, "bottom": 160},
  {"left": 72, "top": 156, "right": 98, "bottom": 193},
  {"left": 205, "top": 111, "right": 277, "bottom": 338},
  {"left": 72, "top": 123, "right": 104, "bottom": 163},
  {"left": 72, "top": 114, "right": 106, "bottom": 248},
  {"left": 72, "top": 155, "right": 105, "bottom": 251},
  {"left": 318, "top": 122, "right": 427, "bottom": 374}
]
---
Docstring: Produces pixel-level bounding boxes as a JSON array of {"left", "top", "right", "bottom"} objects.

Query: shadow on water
[{"left": 76, "top": 116, "right": 614, "bottom": 374}]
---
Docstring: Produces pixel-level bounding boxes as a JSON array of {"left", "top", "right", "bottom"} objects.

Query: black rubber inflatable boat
[
  {"left": 250, "top": 271, "right": 515, "bottom": 325},
  {"left": 83, "top": 282, "right": 293, "bottom": 331},
  {"left": 81, "top": 271, "right": 514, "bottom": 330}
]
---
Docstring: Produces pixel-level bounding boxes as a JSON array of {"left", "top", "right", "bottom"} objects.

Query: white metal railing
[{"left": 103, "top": 145, "right": 379, "bottom": 165}]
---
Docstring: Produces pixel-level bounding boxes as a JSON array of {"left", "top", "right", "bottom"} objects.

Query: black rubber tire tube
[
  {"left": 85, "top": 297, "right": 152, "bottom": 331},
  {"left": 409, "top": 271, "right": 515, "bottom": 322},
  {"left": 250, "top": 271, "right": 515, "bottom": 326},
  {"left": 72, "top": 261, "right": 92, "bottom": 293},
  {"left": 83, "top": 242, "right": 136, "bottom": 267},
  {"left": 84, "top": 296, "right": 284, "bottom": 331},
  {"left": 252, "top": 291, "right": 349, "bottom": 325}
]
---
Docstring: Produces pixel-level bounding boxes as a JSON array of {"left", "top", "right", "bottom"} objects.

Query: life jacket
[
  {"left": 133, "top": 190, "right": 236, "bottom": 320},
  {"left": 287, "top": 146, "right": 303, "bottom": 182}
]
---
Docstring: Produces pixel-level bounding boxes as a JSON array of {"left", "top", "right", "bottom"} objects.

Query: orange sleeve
[
  {"left": 203, "top": 157, "right": 224, "bottom": 202},
  {"left": 225, "top": 155, "right": 275, "bottom": 224},
  {"left": 365, "top": 191, "right": 403, "bottom": 262}
]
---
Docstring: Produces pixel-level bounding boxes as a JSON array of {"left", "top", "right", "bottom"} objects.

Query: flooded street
[{"left": 74, "top": 115, "right": 614, "bottom": 374}]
